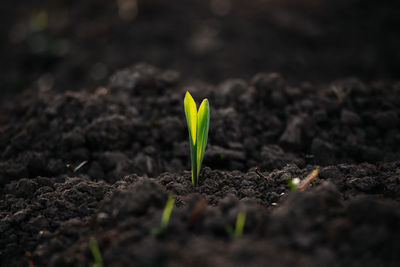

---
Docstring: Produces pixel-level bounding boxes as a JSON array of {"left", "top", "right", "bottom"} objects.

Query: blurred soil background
[{"left": 1, "top": 0, "right": 400, "bottom": 100}]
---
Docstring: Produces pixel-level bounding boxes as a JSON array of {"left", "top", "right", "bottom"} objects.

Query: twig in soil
[
  {"left": 66, "top": 160, "right": 88, "bottom": 174},
  {"left": 331, "top": 85, "right": 349, "bottom": 104},
  {"left": 25, "top": 251, "right": 34, "bottom": 267},
  {"left": 255, "top": 167, "right": 267, "bottom": 179},
  {"left": 187, "top": 197, "right": 207, "bottom": 230},
  {"left": 298, "top": 167, "right": 320, "bottom": 191}
]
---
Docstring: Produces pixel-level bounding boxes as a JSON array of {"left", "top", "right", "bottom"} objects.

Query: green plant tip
[
  {"left": 226, "top": 211, "right": 247, "bottom": 238},
  {"left": 89, "top": 237, "right": 104, "bottom": 267},
  {"left": 151, "top": 195, "right": 175, "bottom": 236},
  {"left": 184, "top": 91, "right": 210, "bottom": 186},
  {"left": 234, "top": 211, "right": 246, "bottom": 238},
  {"left": 161, "top": 195, "right": 175, "bottom": 229},
  {"left": 287, "top": 177, "right": 300, "bottom": 191}
]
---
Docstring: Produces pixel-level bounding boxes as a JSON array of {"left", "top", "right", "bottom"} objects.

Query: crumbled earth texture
[
  {"left": 1, "top": 64, "right": 400, "bottom": 184},
  {"left": 1, "top": 64, "right": 400, "bottom": 267},
  {"left": 1, "top": 1, "right": 400, "bottom": 266}
]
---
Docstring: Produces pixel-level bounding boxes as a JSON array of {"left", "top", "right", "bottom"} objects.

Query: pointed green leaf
[
  {"left": 161, "top": 195, "right": 175, "bottom": 229},
  {"left": 234, "top": 211, "right": 246, "bottom": 238},
  {"left": 196, "top": 99, "right": 210, "bottom": 178},
  {"left": 184, "top": 91, "right": 198, "bottom": 185},
  {"left": 184, "top": 91, "right": 197, "bottom": 145},
  {"left": 89, "top": 237, "right": 104, "bottom": 267}
]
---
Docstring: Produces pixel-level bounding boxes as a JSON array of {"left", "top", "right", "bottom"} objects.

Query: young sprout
[
  {"left": 89, "top": 237, "right": 104, "bottom": 267},
  {"left": 184, "top": 91, "right": 210, "bottom": 186},
  {"left": 234, "top": 211, "right": 246, "bottom": 238},
  {"left": 226, "top": 211, "right": 247, "bottom": 238},
  {"left": 151, "top": 195, "right": 175, "bottom": 236},
  {"left": 287, "top": 177, "right": 300, "bottom": 191}
]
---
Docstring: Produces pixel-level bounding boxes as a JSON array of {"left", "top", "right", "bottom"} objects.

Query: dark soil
[
  {"left": 1, "top": 165, "right": 400, "bottom": 267},
  {"left": 1, "top": 1, "right": 400, "bottom": 267},
  {"left": 1, "top": 64, "right": 400, "bottom": 185},
  {"left": 1, "top": 64, "right": 400, "bottom": 266}
]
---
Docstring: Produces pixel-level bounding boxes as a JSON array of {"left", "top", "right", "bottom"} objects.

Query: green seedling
[
  {"left": 184, "top": 91, "right": 210, "bottom": 186},
  {"left": 226, "top": 211, "right": 247, "bottom": 238},
  {"left": 89, "top": 237, "right": 103, "bottom": 267},
  {"left": 151, "top": 195, "right": 175, "bottom": 237},
  {"left": 287, "top": 177, "right": 300, "bottom": 191}
]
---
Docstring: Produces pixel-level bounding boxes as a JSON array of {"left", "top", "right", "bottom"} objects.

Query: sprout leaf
[
  {"left": 184, "top": 91, "right": 210, "bottom": 186},
  {"left": 196, "top": 99, "right": 210, "bottom": 178},
  {"left": 151, "top": 195, "right": 175, "bottom": 237}
]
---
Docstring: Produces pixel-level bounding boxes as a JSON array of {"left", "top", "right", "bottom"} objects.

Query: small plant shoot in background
[
  {"left": 89, "top": 237, "right": 104, "bottom": 267},
  {"left": 226, "top": 211, "right": 247, "bottom": 238},
  {"left": 287, "top": 177, "right": 300, "bottom": 191},
  {"left": 184, "top": 91, "right": 210, "bottom": 186},
  {"left": 151, "top": 195, "right": 175, "bottom": 237}
]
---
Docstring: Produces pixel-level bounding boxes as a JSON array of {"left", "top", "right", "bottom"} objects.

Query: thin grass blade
[
  {"left": 89, "top": 237, "right": 104, "bottom": 267},
  {"left": 196, "top": 99, "right": 210, "bottom": 178},
  {"left": 234, "top": 211, "right": 246, "bottom": 238},
  {"left": 161, "top": 195, "right": 175, "bottom": 229}
]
